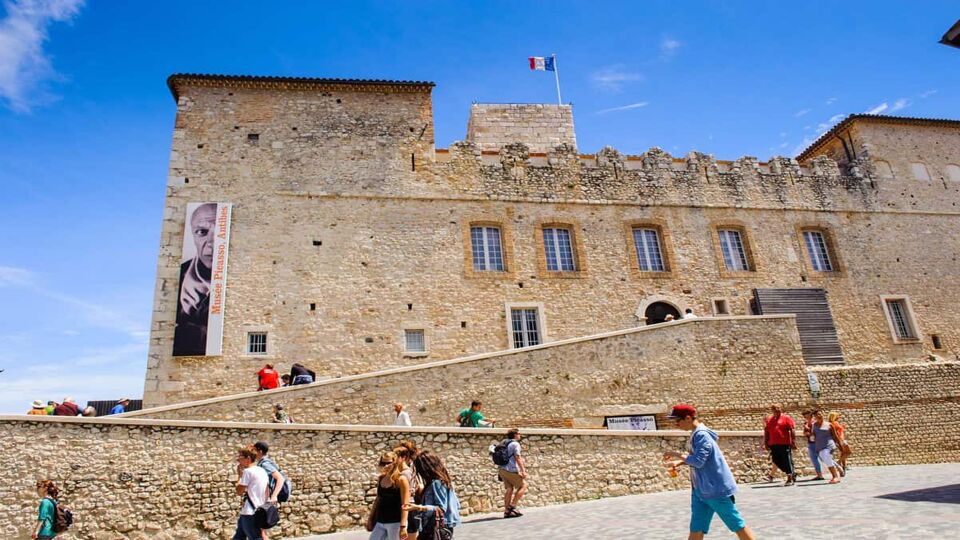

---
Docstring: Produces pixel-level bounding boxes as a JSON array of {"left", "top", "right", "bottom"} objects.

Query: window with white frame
[
  {"left": 632, "top": 227, "right": 665, "bottom": 272},
  {"left": 511, "top": 308, "right": 541, "bottom": 348},
  {"left": 803, "top": 230, "right": 834, "bottom": 272},
  {"left": 884, "top": 298, "right": 918, "bottom": 341},
  {"left": 404, "top": 329, "right": 426, "bottom": 353},
  {"left": 717, "top": 229, "right": 750, "bottom": 271},
  {"left": 470, "top": 226, "right": 505, "bottom": 271},
  {"left": 910, "top": 162, "right": 931, "bottom": 181},
  {"left": 543, "top": 227, "right": 576, "bottom": 271},
  {"left": 247, "top": 332, "right": 268, "bottom": 355},
  {"left": 947, "top": 164, "right": 960, "bottom": 183}
]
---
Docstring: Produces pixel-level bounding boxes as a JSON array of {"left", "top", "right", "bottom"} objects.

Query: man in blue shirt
[
  {"left": 109, "top": 398, "right": 130, "bottom": 415},
  {"left": 663, "top": 404, "right": 755, "bottom": 540}
]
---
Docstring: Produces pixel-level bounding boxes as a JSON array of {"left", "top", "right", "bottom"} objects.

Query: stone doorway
[{"left": 644, "top": 302, "right": 681, "bottom": 325}]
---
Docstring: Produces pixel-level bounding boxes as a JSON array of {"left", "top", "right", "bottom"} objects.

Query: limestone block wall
[
  {"left": 131, "top": 316, "right": 811, "bottom": 427},
  {"left": 145, "top": 79, "right": 960, "bottom": 407},
  {"left": 807, "top": 361, "right": 960, "bottom": 465},
  {"left": 0, "top": 417, "right": 768, "bottom": 539},
  {"left": 465, "top": 103, "right": 576, "bottom": 153}
]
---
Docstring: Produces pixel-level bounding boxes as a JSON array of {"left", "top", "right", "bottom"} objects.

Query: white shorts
[{"left": 818, "top": 447, "right": 836, "bottom": 468}]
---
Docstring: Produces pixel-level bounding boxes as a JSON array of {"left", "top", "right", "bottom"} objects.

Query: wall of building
[
  {"left": 145, "top": 81, "right": 960, "bottom": 407},
  {"left": 0, "top": 417, "right": 767, "bottom": 539},
  {"left": 465, "top": 103, "right": 576, "bottom": 153},
  {"left": 129, "top": 316, "right": 811, "bottom": 426}
]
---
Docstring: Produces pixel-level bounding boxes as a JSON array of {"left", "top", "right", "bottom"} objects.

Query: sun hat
[{"left": 31, "top": 400, "right": 44, "bottom": 408}]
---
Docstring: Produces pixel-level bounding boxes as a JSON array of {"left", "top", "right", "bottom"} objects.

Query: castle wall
[
  {"left": 0, "top": 417, "right": 768, "bottom": 539},
  {"left": 129, "top": 316, "right": 811, "bottom": 426},
  {"left": 465, "top": 103, "right": 576, "bottom": 152},
  {"left": 145, "top": 81, "right": 960, "bottom": 407}
]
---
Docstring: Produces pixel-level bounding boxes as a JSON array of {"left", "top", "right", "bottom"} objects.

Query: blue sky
[{"left": 0, "top": 1, "right": 957, "bottom": 413}]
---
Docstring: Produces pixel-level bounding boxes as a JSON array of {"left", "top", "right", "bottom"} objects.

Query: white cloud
[
  {"left": 865, "top": 102, "right": 888, "bottom": 115},
  {"left": 591, "top": 64, "right": 643, "bottom": 92},
  {"left": 0, "top": 0, "right": 84, "bottom": 112},
  {"left": 779, "top": 142, "right": 789, "bottom": 149},
  {"left": 794, "top": 108, "right": 811, "bottom": 117},
  {"left": 825, "top": 97, "right": 838, "bottom": 105},
  {"left": 828, "top": 114, "right": 845, "bottom": 123},
  {"left": 919, "top": 89, "right": 938, "bottom": 99},
  {"left": 660, "top": 37, "right": 681, "bottom": 60},
  {"left": 890, "top": 98, "right": 910, "bottom": 112},
  {"left": 596, "top": 101, "right": 649, "bottom": 114},
  {"left": 779, "top": 132, "right": 787, "bottom": 138},
  {"left": 74, "top": 342, "right": 148, "bottom": 367},
  {"left": 0, "top": 265, "right": 147, "bottom": 339}
]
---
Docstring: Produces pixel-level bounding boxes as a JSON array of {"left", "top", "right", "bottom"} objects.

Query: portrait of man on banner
[{"left": 173, "top": 202, "right": 232, "bottom": 356}]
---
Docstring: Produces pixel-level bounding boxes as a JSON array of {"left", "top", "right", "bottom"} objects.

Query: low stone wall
[
  {"left": 809, "top": 361, "right": 960, "bottom": 465},
  {"left": 0, "top": 417, "right": 766, "bottom": 539},
  {"left": 128, "top": 316, "right": 811, "bottom": 428}
]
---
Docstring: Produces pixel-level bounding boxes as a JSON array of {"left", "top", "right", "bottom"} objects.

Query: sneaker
[
  {"left": 764, "top": 475, "right": 774, "bottom": 483},
  {"left": 784, "top": 478, "right": 796, "bottom": 486},
  {"left": 812, "top": 476, "right": 826, "bottom": 481}
]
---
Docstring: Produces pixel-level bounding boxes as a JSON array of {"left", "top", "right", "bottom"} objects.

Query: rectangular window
[
  {"left": 543, "top": 227, "right": 576, "bottom": 271},
  {"left": 511, "top": 308, "right": 541, "bottom": 348},
  {"left": 632, "top": 228, "right": 665, "bottom": 272},
  {"left": 885, "top": 299, "right": 916, "bottom": 340},
  {"left": 803, "top": 230, "right": 834, "bottom": 272},
  {"left": 718, "top": 229, "right": 750, "bottom": 271},
  {"left": 404, "top": 329, "right": 426, "bottom": 353},
  {"left": 712, "top": 299, "right": 730, "bottom": 315},
  {"left": 247, "top": 332, "right": 268, "bottom": 355},
  {"left": 470, "top": 226, "right": 505, "bottom": 271}
]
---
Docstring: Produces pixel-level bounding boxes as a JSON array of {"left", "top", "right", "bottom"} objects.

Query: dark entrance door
[{"left": 645, "top": 302, "right": 681, "bottom": 324}]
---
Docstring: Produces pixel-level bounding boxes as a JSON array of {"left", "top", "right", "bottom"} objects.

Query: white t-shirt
[
  {"left": 395, "top": 410, "right": 412, "bottom": 426},
  {"left": 239, "top": 465, "right": 270, "bottom": 516},
  {"left": 682, "top": 313, "right": 697, "bottom": 319}
]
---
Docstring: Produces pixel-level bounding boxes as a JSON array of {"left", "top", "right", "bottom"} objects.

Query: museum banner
[{"left": 172, "top": 202, "right": 232, "bottom": 356}]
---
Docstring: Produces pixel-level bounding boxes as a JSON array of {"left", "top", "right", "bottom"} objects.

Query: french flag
[{"left": 529, "top": 56, "right": 555, "bottom": 71}]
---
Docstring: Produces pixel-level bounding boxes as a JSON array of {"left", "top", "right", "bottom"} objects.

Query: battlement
[{"left": 432, "top": 141, "right": 878, "bottom": 211}]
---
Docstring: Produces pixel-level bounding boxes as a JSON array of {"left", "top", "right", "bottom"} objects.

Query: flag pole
[{"left": 552, "top": 53, "right": 562, "bottom": 105}]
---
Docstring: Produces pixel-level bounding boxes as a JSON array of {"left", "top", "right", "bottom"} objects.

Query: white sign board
[{"left": 606, "top": 415, "right": 658, "bottom": 431}]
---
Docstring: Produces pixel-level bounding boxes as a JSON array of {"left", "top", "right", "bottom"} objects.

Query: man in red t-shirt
[
  {"left": 256, "top": 364, "right": 280, "bottom": 391},
  {"left": 763, "top": 403, "right": 797, "bottom": 486}
]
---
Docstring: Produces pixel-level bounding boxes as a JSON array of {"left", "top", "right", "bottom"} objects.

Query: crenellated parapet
[{"left": 433, "top": 142, "right": 878, "bottom": 211}]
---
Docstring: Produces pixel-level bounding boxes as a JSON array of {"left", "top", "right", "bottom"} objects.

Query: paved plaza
[{"left": 304, "top": 463, "right": 960, "bottom": 539}]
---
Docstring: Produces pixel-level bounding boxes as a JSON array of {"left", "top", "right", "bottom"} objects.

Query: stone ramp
[{"left": 124, "top": 315, "right": 810, "bottom": 429}]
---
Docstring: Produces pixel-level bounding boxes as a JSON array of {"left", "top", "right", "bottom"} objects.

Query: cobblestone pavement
[{"left": 301, "top": 463, "right": 960, "bottom": 539}]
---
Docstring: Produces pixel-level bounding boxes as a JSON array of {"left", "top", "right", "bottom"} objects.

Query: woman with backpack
[
  {"left": 404, "top": 450, "right": 461, "bottom": 539},
  {"left": 33, "top": 480, "right": 59, "bottom": 539},
  {"left": 366, "top": 451, "right": 410, "bottom": 540}
]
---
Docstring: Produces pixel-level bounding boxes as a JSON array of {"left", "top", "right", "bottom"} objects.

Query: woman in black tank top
[{"left": 368, "top": 451, "right": 410, "bottom": 540}]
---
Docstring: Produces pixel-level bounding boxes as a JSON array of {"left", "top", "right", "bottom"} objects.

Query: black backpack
[
  {"left": 254, "top": 501, "right": 280, "bottom": 529},
  {"left": 52, "top": 500, "right": 73, "bottom": 533},
  {"left": 262, "top": 458, "right": 293, "bottom": 503},
  {"left": 458, "top": 411, "right": 472, "bottom": 428},
  {"left": 491, "top": 439, "right": 513, "bottom": 467}
]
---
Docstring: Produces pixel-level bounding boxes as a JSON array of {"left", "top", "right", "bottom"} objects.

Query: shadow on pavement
[{"left": 877, "top": 484, "right": 960, "bottom": 504}]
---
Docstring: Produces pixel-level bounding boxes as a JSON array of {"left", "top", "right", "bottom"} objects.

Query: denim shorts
[{"left": 690, "top": 489, "right": 746, "bottom": 534}]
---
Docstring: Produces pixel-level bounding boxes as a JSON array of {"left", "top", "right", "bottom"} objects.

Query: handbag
[
  {"left": 254, "top": 501, "right": 280, "bottom": 530},
  {"left": 423, "top": 508, "right": 452, "bottom": 540},
  {"left": 364, "top": 496, "right": 379, "bottom": 532}
]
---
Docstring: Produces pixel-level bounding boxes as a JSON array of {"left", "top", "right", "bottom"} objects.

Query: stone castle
[
  {"left": 2, "top": 73, "right": 959, "bottom": 539},
  {"left": 145, "top": 74, "right": 960, "bottom": 406}
]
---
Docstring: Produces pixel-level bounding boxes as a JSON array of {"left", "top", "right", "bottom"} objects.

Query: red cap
[{"left": 666, "top": 403, "right": 697, "bottom": 419}]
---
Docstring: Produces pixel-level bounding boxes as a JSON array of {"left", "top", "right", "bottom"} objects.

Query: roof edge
[
  {"left": 796, "top": 114, "right": 960, "bottom": 161},
  {"left": 166, "top": 73, "right": 435, "bottom": 101}
]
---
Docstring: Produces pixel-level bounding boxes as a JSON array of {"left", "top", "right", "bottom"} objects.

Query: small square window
[
  {"left": 247, "top": 332, "right": 268, "bottom": 355},
  {"left": 712, "top": 299, "right": 730, "bottom": 315},
  {"left": 404, "top": 329, "right": 426, "bottom": 353}
]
